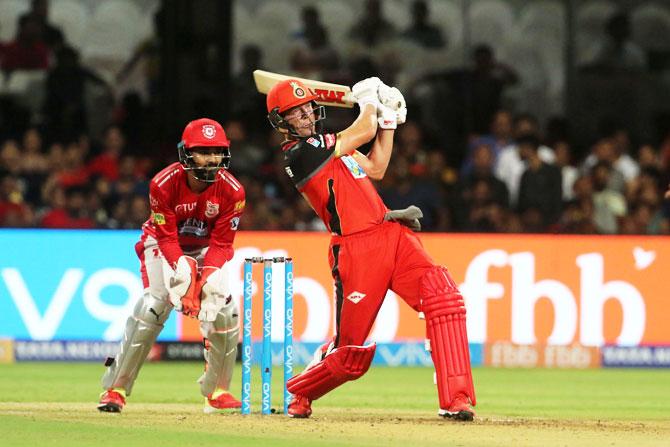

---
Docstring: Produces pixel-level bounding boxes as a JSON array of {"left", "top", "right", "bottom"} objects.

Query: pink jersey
[{"left": 138, "top": 162, "right": 245, "bottom": 268}]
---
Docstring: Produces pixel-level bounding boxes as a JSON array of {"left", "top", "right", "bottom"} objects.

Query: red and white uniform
[
  {"left": 282, "top": 133, "right": 435, "bottom": 347},
  {"left": 136, "top": 162, "right": 245, "bottom": 290},
  {"left": 273, "top": 79, "right": 474, "bottom": 414}
]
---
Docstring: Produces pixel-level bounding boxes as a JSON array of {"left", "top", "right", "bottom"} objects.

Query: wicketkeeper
[
  {"left": 97, "top": 118, "right": 245, "bottom": 413},
  {"left": 264, "top": 78, "right": 476, "bottom": 420}
]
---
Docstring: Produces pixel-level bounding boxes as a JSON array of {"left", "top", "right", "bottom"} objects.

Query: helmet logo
[
  {"left": 291, "top": 81, "right": 306, "bottom": 99},
  {"left": 202, "top": 124, "right": 216, "bottom": 139}
]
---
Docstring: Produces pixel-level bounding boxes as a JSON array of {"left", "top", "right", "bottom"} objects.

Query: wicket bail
[{"left": 241, "top": 257, "right": 294, "bottom": 415}]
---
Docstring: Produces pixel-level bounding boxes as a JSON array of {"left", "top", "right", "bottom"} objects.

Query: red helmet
[
  {"left": 266, "top": 79, "right": 324, "bottom": 136},
  {"left": 178, "top": 118, "right": 231, "bottom": 182},
  {"left": 180, "top": 118, "right": 230, "bottom": 149},
  {"left": 266, "top": 79, "right": 319, "bottom": 114}
]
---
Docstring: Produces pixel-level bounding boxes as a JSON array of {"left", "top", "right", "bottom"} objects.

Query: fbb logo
[{"left": 461, "top": 250, "right": 646, "bottom": 347}]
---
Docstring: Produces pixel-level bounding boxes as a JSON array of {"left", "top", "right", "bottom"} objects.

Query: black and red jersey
[
  {"left": 139, "top": 162, "right": 245, "bottom": 268},
  {"left": 281, "top": 133, "right": 387, "bottom": 235}
]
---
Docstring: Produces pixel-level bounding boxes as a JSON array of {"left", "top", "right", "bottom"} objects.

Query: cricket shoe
[
  {"left": 287, "top": 395, "right": 312, "bottom": 418},
  {"left": 97, "top": 388, "right": 126, "bottom": 413},
  {"left": 204, "top": 388, "right": 242, "bottom": 413},
  {"left": 438, "top": 393, "right": 475, "bottom": 421}
]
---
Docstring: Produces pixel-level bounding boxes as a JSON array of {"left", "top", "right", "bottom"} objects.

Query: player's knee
[
  {"left": 327, "top": 344, "right": 376, "bottom": 380},
  {"left": 419, "top": 266, "right": 465, "bottom": 320},
  {"left": 217, "top": 301, "right": 239, "bottom": 328},
  {"left": 201, "top": 302, "right": 239, "bottom": 337},
  {"left": 133, "top": 292, "right": 171, "bottom": 325},
  {"left": 148, "top": 281, "right": 170, "bottom": 302}
]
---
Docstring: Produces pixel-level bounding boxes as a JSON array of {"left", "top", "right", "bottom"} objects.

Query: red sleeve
[
  {"left": 149, "top": 181, "right": 183, "bottom": 266},
  {"left": 203, "top": 186, "right": 246, "bottom": 267}
]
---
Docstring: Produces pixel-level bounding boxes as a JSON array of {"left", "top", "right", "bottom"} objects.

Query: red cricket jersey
[
  {"left": 138, "top": 162, "right": 245, "bottom": 268},
  {"left": 281, "top": 133, "right": 387, "bottom": 235}
]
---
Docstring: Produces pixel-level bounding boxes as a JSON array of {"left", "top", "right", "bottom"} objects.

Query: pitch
[{"left": 0, "top": 362, "right": 668, "bottom": 446}]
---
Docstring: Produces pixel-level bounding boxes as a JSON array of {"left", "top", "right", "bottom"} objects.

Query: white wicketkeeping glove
[
  {"left": 377, "top": 104, "right": 397, "bottom": 130},
  {"left": 197, "top": 266, "right": 232, "bottom": 322},
  {"left": 351, "top": 77, "right": 382, "bottom": 109},
  {"left": 378, "top": 84, "right": 407, "bottom": 124},
  {"left": 165, "top": 256, "right": 197, "bottom": 312}
]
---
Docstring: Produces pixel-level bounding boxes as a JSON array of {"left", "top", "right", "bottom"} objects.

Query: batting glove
[
  {"left": 377, "top": 104, "right": 398, "bottom": 130},
  {"left": 396, "top": 106, "right": 407, "bottom": 125},
  {"left": 378, "top": 85, "right": 405, "bottom": 110},
  {"left": 351, "top": 77, "right": 382, "bottom": 109},
  {"left": 378, "top": 84, "right": 407, "bottom": 124}
]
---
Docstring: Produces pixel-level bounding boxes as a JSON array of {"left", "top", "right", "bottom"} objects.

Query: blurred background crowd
[{"left": 1, "top": 0, "right": 670, "bottom": 234}]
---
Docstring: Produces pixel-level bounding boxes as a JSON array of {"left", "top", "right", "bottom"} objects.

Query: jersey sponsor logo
[
  {"left": 346, "top": 291, "right": 366, "bottom": 304},
  {"left": 202, "top": 124, "right": 216, "bottom": 139},
  {"left": 149, "top": 194, "right": 159, "bottom": 208},
  {"left": 306, "top": 137, "right": 321, "bottom": 147},
  {"left": 205, "top": 200, "right": 220, "bottom": 218},
  {"left": 234, "top": 200, "right": 246, "bottom": 212},
  {"left": 324, "top": 134, "right": 336, "bottom": 149},
  {"left": 179, "top": 218, "right": 208, "bottom": 237},
  {"left": 231, "top": 216, "right": 240, "bottom": 230},
  {"left": 341, "top": 155, "right": 367, "bottom": 179},
  {"left": 152, "top": 212, "right": 166, "bottom": 225},
  {"left": 175, "top": 202, "right": 197, "bottom": 214}
]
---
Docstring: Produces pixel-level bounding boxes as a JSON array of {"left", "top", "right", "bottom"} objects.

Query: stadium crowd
[{"left": 1, "top": 0, "right": 669, "bottom": 235}]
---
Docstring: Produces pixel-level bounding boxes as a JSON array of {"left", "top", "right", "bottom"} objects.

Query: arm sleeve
[
  {"left": 149, "top": 181, "right": 184, "bottom": 267},
  {"left": 203, "top": 186, "right": 246, "bottom": 267}
]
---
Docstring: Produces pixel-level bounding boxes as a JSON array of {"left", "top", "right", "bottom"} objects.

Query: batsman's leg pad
[
  {"left": 102, "top": 291, "right": 171, "bottom": 395},
  {"left": 286, "top": 343, "right": 376, "bottom": 400},
  {"left": 198, "top": 302, "right": 240, "bottom": 397},
  {"left": 421, "top": 266, "right": 476, "bottom": 407},
  {"left": 304, "top": 340, "right": 335, "bottom": 371}
]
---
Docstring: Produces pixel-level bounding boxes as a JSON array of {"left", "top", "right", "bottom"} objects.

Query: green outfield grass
[{"left": 1, "top": 362, "right": 668, "bottom": 446}]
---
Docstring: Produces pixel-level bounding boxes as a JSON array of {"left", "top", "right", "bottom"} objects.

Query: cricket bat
[{"left": 253, "top": 69, "right": 354, "bottom": 108}]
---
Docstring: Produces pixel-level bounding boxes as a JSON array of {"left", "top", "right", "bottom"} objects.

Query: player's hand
[
  {"left": 377, "top": 104, "right": 397, "bottom": 130},
  {"left": 384, "top": 205, "right": 423, "bottom": 231},
  {"left": 166, "top": 256, "right": 199, "bottom": 316},
  {"left": 351, "top": 77, "right": 382, "bottom": 109},
  {"left": 396, "top": 106, "right": 407, "bottom": 125},
  {"left": 378, "top": 85, "right": 407, "bottom": 124},
  {"left": 197, "top": 266, "right": 232, "bottom": 322},
  {"left": 378, "top": 85, "right": 405, "bottom": 111}
]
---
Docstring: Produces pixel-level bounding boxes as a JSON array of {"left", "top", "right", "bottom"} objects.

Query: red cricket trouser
[{"left": 328, "top": 220, "right": 435, "bottom": 347}]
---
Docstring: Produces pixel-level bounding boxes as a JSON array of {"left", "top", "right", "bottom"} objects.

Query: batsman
[
  {"left": 97, "top": 118, "right": 245, "bottom": 413},
  {"left": 264, "top": 77, "right": 476, "bottom": 420}
]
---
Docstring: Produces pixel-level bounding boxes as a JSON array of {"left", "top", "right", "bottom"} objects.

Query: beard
[{"left": 193, "top": 166, "right": 220, "bottom": 182}]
